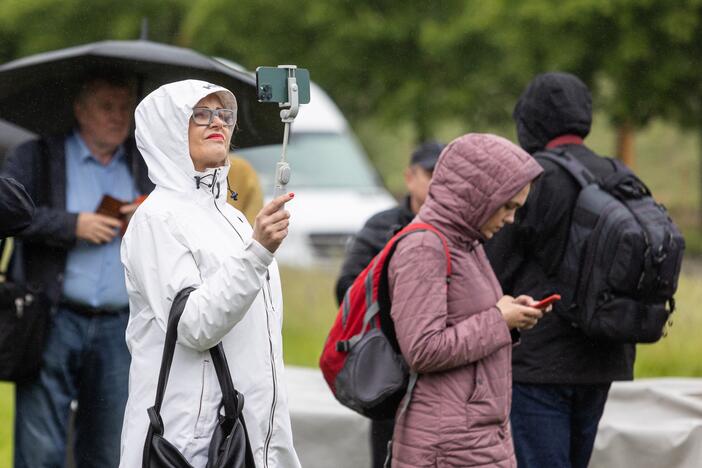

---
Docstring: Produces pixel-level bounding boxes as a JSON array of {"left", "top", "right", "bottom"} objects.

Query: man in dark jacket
[
  {"left": 3, "top": 73, "right": 153, "bottom": 468},
  {"left": 0, "top": 176, "right": 34, "bottom": 237},
  {"left": 485, "top": 72, "right": 634, "bottom": 468},
  {"left": 335, "top": 140, "right": 444, "bottom": 468}
]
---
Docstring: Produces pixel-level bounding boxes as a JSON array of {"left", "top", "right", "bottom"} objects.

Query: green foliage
[
  {"left": 3, "top": 0, "right": 702, "bottom": 144},
  {"left": 0, "top": 0, "right": 190, "bottom": 63}
]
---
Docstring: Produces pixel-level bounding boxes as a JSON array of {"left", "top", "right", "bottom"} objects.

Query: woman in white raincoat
[{"left": 118, "top": 80, "right": 300, "bottom": 468}]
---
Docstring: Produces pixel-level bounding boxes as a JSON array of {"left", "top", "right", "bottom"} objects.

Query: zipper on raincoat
[
  {"left": 210, "top": 174, "right": 279, "bottom": 467},
  {"left": 261, "top": 271, "right": 278, "bottom": 468}
]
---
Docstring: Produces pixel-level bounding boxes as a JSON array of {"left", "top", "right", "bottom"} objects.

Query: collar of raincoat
[
  {"left": 418, "top": 133, "right": 543, "bottom": 246},
  {"left": 134, "top": 79, "right": 237, "bottom": 202}
]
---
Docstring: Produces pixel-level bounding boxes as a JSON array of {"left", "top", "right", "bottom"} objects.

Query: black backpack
[{"left": 535, "top": 149, "right": 685, "bottom": 343}]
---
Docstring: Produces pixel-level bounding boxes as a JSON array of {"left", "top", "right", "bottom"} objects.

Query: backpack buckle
[{"left": 336, "top": 341, "right": 350, "bottom": 352}]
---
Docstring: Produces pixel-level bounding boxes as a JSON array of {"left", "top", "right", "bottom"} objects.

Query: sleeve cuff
[
  {"left": 246, "top": 238, "right": 274, "bottom": 267},
  {"left": 490, "top": 306, "right": 514, "bottom": 348},
  {"left": 60, "top": 212, "right": 80, "bottom": 246}
]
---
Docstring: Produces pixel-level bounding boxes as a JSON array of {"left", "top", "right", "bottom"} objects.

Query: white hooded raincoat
[{"left": 119, "top": 80, "right": 300, "bottom": 468}]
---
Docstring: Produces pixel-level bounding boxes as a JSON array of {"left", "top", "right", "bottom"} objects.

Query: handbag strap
[
  {"left": 152, "top": 286, "right": 197, "bottom": 414},
  {"left": 0, "top": 237, "right": 14, "bottom": 280},
  {"left": 150, "top": 286, "right": 243, "bottom": 421},
  {"left": 210, "top": 341, "right": 243, "bottom": 420}
]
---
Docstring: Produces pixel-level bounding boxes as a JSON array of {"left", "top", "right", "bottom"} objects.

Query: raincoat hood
[
  {"left": 419, "top": 133, "right": 543, "bottom": 243},
  {"left": 134, "top": 79, "right": 237, "bottom": 194},
  {"left": 513, "top": 72, "right": 592, "bottom": 153}
]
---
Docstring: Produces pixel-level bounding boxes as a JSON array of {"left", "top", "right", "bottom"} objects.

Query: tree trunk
[
  {"left": 413, "top": 94, "right": 431, "bottom": 144},
  {"left": 616, "top": 121, "right": 636, "bottom": 168},
  {"left": 414, "top": 113, "right": 430, "bottom": 145}
]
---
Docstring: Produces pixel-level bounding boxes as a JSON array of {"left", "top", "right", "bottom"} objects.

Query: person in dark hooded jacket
[{"left": 484, "top": 72, "right": 635, "bottom": 468}]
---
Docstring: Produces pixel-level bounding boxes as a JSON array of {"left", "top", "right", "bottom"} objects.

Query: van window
[{"left": 235, "top": 133, "right": 383, "bottom": 194}]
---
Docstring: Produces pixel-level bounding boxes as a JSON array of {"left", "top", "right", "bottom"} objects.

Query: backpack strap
[
  {"left": 336, "top": 223, "right": 452, "bottom": 351},
  {"left": 534, "top": 149, "right": 597, "bottom": 189},
  {"left": 387, "top": 222, "right": 452, "bottom": 278}
]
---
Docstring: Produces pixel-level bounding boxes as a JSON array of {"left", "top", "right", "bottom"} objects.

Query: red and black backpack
[{"left": 319, "top": 223, "right": 451, "bottom": 419}]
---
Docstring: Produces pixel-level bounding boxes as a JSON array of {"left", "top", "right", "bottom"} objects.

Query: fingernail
[{"left": 289, "top": 192, "right": 295, "bottom": 198}]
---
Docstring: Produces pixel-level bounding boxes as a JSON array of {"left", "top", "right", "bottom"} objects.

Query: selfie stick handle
[{"left": 274, "top": 66, "right": 299, "bottom": 199}]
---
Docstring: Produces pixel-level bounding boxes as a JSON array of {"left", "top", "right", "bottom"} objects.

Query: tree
[{"left": 0, "top": 0, "right": 189, "bottom": 63}]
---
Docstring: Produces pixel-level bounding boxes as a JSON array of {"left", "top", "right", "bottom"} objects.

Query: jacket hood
[
  {"left": 419, "top": 133, "right": 543, "bottom": 243},
  {"left": 135, "top": 79, "right": 237, "bottom": 195},
  {"left": 513, "top": 72, "right": 592, "bottom": 153}
]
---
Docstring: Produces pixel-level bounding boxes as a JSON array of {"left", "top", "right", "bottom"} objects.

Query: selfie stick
[{"left": 274, "top": 65, "right": 300, "bottom": 199}]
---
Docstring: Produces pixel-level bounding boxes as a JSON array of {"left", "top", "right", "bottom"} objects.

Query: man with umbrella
[{"left": 3, "top": 71, "right": 153, "bottom": 467}]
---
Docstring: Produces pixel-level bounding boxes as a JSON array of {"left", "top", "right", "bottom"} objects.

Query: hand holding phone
[{"left": 533, "top": 294, "right": 561, "bottom": 309}]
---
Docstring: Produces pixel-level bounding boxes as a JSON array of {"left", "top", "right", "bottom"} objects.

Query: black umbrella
[{"left": 0, "top": 40, "right": 282, "bottom": 149}]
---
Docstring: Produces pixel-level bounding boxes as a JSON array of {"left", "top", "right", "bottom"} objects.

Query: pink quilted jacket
[{"left": 388, "top": 133, "right": 543, "bottom": 467}]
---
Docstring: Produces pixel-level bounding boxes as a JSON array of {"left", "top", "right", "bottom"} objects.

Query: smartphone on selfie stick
[{"left": 255, "top": 66, "right": 311, "bottom": 201}]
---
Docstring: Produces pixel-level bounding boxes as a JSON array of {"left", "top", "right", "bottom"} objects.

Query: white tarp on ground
[
  {"left": 590, "top": 378, "right": 702, "bottom": 468},
  {"left": 285, "top": 367, "right": 702, "bottom": 468}
]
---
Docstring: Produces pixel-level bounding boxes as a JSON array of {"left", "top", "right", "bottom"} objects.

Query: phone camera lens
[{"left": 259, "top": 84, "right": 273, "bottom": 101}]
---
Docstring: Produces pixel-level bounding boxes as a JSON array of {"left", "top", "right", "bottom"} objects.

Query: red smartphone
[{"left": 533, "top": 294, "right": 561, "bottom": 309}]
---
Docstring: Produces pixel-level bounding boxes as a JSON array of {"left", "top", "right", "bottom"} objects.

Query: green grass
[
  {"left": 0, "top": 383, "right": 12, "bottom": 466},
  {"left": 279, "top": 264, "right": 339, "bottom": 367},
  {"left": 635, "top": 264, "right": 702, "bottom": 377}
]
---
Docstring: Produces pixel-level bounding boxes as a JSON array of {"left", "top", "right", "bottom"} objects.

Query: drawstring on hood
[
  {"left": 194, "top": 170, "right": 224, "bottom": 200},
  {"left": 135, "top": 79, "right": 237, "bottom": 202}
]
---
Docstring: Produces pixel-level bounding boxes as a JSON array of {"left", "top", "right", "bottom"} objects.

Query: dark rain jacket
[
  {"left": 335, "top": 196, "right": 415, "bottom": 305},
  {"left": 0, "top": 176, "right": 34, "bottom": 237},
  {"left": 2, "top": 135, "right": 152, "bottom": 306},
  {"left": 484, "top": 72, "right": 636, "bottom": 384}
]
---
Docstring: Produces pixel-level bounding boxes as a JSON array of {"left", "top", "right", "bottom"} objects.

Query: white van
[{"left": 232, "top": 75, "right": 397, "bottom": 266}]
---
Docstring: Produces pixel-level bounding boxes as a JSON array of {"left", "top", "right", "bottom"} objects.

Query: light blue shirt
[{"left": 62, "top": 130, "right": 138, "bottom": 308}]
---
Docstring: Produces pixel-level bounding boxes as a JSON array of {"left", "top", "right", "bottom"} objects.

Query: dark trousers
[
  {"left": 510, "top": 382, "right": 611, "bottom": 468},
  {"left": 370, "top": 418, "right": 395, "bottom": 468}
]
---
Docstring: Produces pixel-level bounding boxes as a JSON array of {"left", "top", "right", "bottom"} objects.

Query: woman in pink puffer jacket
[{"left": 388, "top": 133, "right": 545, "bottom": 467}]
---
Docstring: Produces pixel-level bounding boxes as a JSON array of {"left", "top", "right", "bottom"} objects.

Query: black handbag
[
  {"left": 143, "top": 287, "right": 255, "bottom": 468},
  {"left": 0, "top": 237, "right": 49, "bottom": 382}
]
